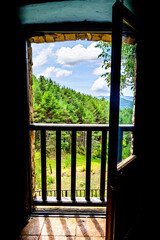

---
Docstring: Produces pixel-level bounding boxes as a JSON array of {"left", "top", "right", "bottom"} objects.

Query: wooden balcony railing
[{"left": 30, "top": 123, "right": 134, "bottom": 206}]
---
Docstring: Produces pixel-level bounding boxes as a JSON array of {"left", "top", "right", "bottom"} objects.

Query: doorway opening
[{"left": 27, "top": 32, "right": 136, "bottom": 214}]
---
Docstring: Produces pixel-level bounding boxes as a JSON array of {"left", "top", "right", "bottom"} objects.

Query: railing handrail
[
  {"left": 30, "top": 123, "right": 109, "bottom": 131},
  {"left": 30, "top": 123, "right": 134, "bottom": 131}
]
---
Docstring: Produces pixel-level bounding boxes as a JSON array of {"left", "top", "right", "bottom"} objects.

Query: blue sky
[{"left": 32, "top": 40, "right": 133, "bottom": 97}]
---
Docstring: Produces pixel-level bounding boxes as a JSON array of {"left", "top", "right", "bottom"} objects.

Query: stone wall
[
  {"left": 29, "top": 33, "right": 135, "bottom": 45},
  {"left": 29, "top": 33, "right": 112, "bottom": 43},
  {"left": 131, "top": 57, "right": 137, "bottom": 155},
  {"left": 27, "top": 41, "right": 36, "bottom": 200}
]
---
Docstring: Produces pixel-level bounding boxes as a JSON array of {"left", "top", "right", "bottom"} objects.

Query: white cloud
[
  {"left": 56, "top": 42, "right": 102, "bottom": 67},
  {"left": 93, "top": 65, "right": 106, "bottom": 76},
  {"left": 122, "top": 86, "right": 134, "bottom": 96},
  {"left": 93, "top": 64, "right": 111, "bottom": 76},
  {"left": 33, "top": 44, "right": 55, "bottom": 68},
  {"left": 91, "top": 77, "right": 110, "bottom": 96},
  {"left": 37, "top": 66, "right": 72, "bottom": 78}
]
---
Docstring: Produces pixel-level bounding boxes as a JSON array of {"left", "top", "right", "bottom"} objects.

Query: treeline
[{"left": 33, "top": 75, "right": 110, "bottom": 124}]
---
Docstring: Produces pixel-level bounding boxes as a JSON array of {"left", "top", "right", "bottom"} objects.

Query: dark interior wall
[
  {"left": 4, "top": 1, "right": 156, "bottom": 239},
  {"left": 132, "top": 3, "right": 157, "bottom": 239},
  {"left": 4, "top": 3, "right": 31, "bottom": 239}
]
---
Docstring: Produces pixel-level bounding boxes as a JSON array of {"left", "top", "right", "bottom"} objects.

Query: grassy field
[{"left": 34, "top": 151, "right": 108, "bottom": 194}]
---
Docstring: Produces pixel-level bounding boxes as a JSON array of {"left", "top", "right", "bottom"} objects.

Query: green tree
[
  {"left": 95, "top": 41, "right": 136, "bottom": 94},
  {"left": 119, "top": 108, "right": 133, "bottom": 124},
  {"left": 40, "top": 91, "right": 62, "bottom": 123}
]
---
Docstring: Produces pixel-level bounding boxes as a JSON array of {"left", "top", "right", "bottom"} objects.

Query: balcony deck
[
  {"left": 33, "top": 196, "right": 107, "bottom": 207},
  {"left": 19, "top": 216, "right": 106, "bottom": 239}
]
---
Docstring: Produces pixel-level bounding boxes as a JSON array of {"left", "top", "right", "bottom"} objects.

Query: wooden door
[{"left": 106, "top": 1, "right": 137, "bottom": 239}]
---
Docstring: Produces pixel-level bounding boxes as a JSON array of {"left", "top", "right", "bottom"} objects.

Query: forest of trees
[
  {"left": 33, "top": 75, "right": 110, "bottom": 124},
  {"left": 33, "top": 75, "right": 132, "bottom": 125}
]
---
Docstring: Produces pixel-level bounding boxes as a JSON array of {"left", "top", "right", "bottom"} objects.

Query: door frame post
[{"left": 106, "top": 2, "right": 123, "bottom": 240}]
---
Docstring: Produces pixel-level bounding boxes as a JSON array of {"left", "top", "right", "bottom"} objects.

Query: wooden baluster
[
  {"left": 71, "top": 130, "right": 76, "bottom": 201},
  {"left": 56, "top": 129, "right": 61, "bottom": 201},
  {"left": 41, "top": 129, "right": 47, "bottom": 201},
  {"left": 86, "top": 130, "right": 92, "bottom": 201},
  {"left": 100, "top": 129, "right": 107, "bottom": 201},
  {"left": 117, "top": 127, "right": 123, "bottom": 163}
]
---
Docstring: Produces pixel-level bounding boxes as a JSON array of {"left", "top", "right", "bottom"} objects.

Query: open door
[{"left": 106, "top": 1, "right": 137, "bottom": 240}]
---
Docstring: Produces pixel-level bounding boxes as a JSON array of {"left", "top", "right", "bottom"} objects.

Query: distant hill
[{"left": 97, "top": 96, "right": 134, "bottom": 110}]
